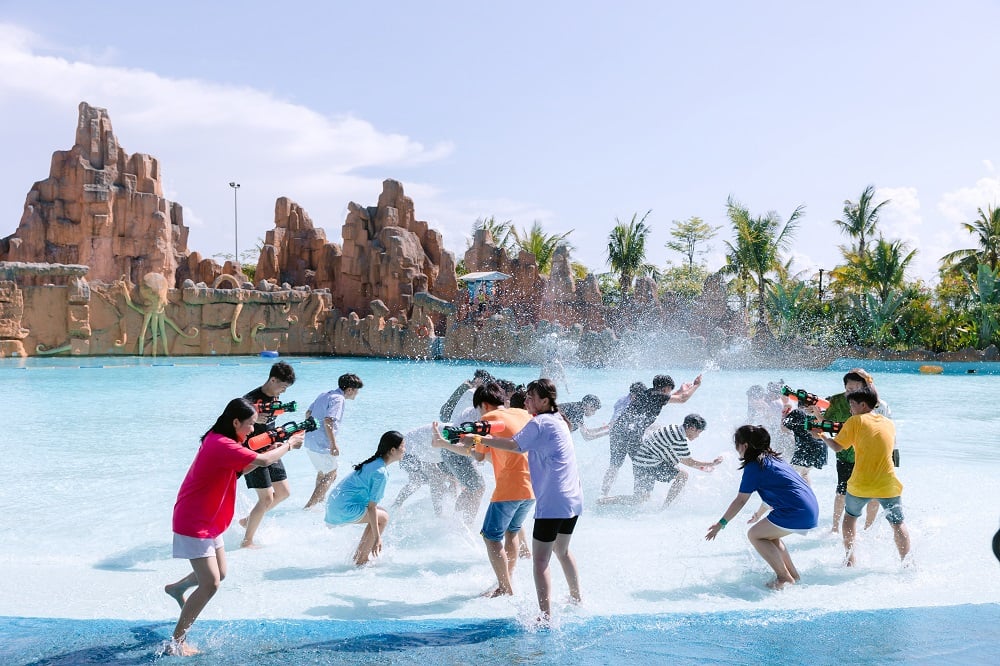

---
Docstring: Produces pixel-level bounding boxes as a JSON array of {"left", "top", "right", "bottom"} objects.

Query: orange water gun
[
  {"left": 247, "top": 417, "right": 317, "bottom": 451},
  {"left": 780, "top": 386, "right": 831, "bottom": 411}
]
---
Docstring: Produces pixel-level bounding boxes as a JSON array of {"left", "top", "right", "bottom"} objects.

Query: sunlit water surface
[{"left": 1, "top": 355, "right": 998, "bottom": 664}]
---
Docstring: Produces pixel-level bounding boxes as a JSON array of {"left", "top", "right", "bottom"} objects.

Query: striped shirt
[{"left": 633, "top": 424, "right": 691, "bottom": 468}]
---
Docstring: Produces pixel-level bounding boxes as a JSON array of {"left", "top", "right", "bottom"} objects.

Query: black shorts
[
  {"left": 532, "top": 515, "right": 579, "bottom": 543},
  {"left": 244, "top": 459, "right": 287, "bottom": 489},
  {"left": 440, "top": 449, "right": 484, "bottom": 492},
  {"left": 633, "top": 463, "right": 680, "bottom": 495},
  {"left": 835, "top": 459, "right": 854, "bottom": 495},
  {"left": 609, "top": 431, "right": 640, "bottom": 468}
]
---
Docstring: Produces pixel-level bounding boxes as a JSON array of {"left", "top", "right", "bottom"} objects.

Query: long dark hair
[
  {"left": 526, "top": 378, "right": 559, "bottom": 414},
  {"left": 203, "top": 397, "right": 256, "bottom": 443},
  {"left": 735, "top": 424, "right": 780, "bottom": 469},
  {"left": 354, "top": 430, "right": 405, "bottom": 471}
]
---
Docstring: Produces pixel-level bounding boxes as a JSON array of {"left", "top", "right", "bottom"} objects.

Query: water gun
[
  {"left": 247, "top": 417, "right": 317, "bottom": 451},
  {"left": 254, "top": 398, "right": 297, "bottom": 416},
  {"left": 440, "top": 419, "right": 506, "bottom": 444},
  {"left": 780, "top": 386, "right": 831, "bottom": 410},
  {"left": 803, "top": 416, "right": 843, "bottom": 435}
]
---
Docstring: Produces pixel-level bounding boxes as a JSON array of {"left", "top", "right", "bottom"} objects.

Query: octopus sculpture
[{"left": 119, "top": 273, "right": 198, "bottom": 356}]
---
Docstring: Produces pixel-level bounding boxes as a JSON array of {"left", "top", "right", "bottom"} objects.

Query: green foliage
[
  {"left": 607, "top": 210, "right": 659, "bottom": 296},
  {"left": 571, "top": 262, "right": 590, "bottom": 281},
  {"left": 473, "top": 216, "right": 516, "bottom": 255},
  {"left": 835, "top": 185, "right": 889, "bottom": 260},
  {"left": 665, "top": 216, "right": 720, "bottom": 269},
  {"left": 597, "top": 272, "right": 623, "bottom": 307},
  {"left": 940, "top": 205, "right": 1000, "bottom": 276},
  {"left": 659, "top": 263, "right": 709, "bottom": 301},
  {"left": 512, "top": 221, "right": 574, "bottom": 275},
  {"left": 963, "top": 263, "right": 1000, "bottom": 347},
  {"left": 721, "top": 196, "right": 805, "bottom": 331}
]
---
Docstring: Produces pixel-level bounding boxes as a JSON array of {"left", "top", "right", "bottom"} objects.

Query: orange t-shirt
[{"left": 475, "top": 407, "right": 534, "bottom": 502}]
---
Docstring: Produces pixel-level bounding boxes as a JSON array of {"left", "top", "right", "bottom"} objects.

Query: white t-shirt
[{"left": 304, "top": 389, "right": 346, "bottom": 454}]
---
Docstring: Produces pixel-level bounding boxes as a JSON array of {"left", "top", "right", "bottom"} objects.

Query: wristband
[{"left": 718, "top": 518, "right": 728, "bottom": 527}]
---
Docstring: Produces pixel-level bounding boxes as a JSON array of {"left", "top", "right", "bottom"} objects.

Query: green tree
[
  {"left": 721, "top": 196, "right": 805, "bottom": 331},
  {"left": 940, "top": 205, "right": 1000, "bottom": 275},
  {"left": 835, "top": 185, "right": 889, "bottom": 260},
  {"left": 659, "top": 263, "right": 709, "bottom": 301},
  {"left": 473, "top": 216, "right": 515, "bottom": 255},
  {"left": 853, "top": 237, "right": 917, "bottom": 306},
  {"left": 963, "top": 263, "right": 1000, "bottom": 347},
  {"left": 511, "top": 220, "right": 573, "bottom": 275},
  {"left": 606, "top": 210, "right": 659, "bottom": 295},
  {"left": 665, "top": 216, "right": 720, "bottom": 269}
]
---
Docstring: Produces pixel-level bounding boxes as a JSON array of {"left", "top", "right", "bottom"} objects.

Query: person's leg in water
[
  {"left": 304, "top": 470, "right": 337, "bottom": 509},
  {"left": 354, "top": 506, "right": 389, "bottom": 566},
  {"left": 863, "top": 499, "right": 880, "bottom": 530},
  {"left": 881, "top": 497, "right": 911, "bottom": 561},
  {"left": 662, "top": 470, "right": 688, "bottom": 508},
  {"left": 166, "top": 548, "right": 227, "bottom": 655},
  {"left": 831, "top": 460, "right": 852, "bottom": 533},
  {"left": 518, "top": 526, "right": 531, "bottom": 559},
  {"left": 241, "top": 487, "right": 276, "bottom": 548},
  {"left": 601, "top": 433, "right": 629, "bottom": 496},
  {"left": 552, "top": 532, "right": 581, "bottom": 604},
  {"left": 842, "top": 513, "right": 859, "bottom": 566},
  {"left": 747, "top": 519, "right": 798, "bottom": 589}
]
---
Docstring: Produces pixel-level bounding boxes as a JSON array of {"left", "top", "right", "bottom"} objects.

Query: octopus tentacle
[
  {"left": 231, "top": 303, "right": 244, "bottom": 343},
  {"left": 36, "top": 342, "right": 72, "bottom": 355}
]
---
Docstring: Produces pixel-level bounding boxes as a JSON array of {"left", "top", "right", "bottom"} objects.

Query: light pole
[
  {"left": 818, "top": 268, "right": 825, "bottom": 301},
  {"left": 229, "top": 182, "right": 240, "bottom": 264}
]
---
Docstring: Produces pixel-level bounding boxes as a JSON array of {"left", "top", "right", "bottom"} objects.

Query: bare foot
[
  {"left": 766, "top": 577, "right": 795, "bottom": 590},
  {"left": 518, "top": 546, "right": 531, "bottom": 560},
  {"left": 487, "top": 586, "right": 512, "bottom": 598},
  {"left": 163, "top": 583, "right": 186, "bottom": 609},
  {"left": 240, "top": 540, "right": 260, "bottom": 549},
  {"left": 238, "top": 517, "right": 248, "bottom": 528},
  {"left": 164, "top": 639, "right": 199, "bottom": 656}
]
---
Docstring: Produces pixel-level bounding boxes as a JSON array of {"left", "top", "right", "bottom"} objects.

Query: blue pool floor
[{"left": 3, "top": 605, "right": 998, "bottom": 665}]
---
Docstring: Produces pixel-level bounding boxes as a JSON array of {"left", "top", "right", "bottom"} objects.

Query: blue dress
[
  {"left": 325, "top": 458, "right": 388, "bottom": 525},
  {"left": 739, "top": 456, "right": 819, "bottom": 530}
]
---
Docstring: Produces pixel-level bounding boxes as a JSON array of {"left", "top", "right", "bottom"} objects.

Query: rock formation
[{"left": 0, "top": 102, "right": 209, "bottom": 288}]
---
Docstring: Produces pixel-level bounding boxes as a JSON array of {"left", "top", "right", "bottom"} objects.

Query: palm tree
[
  {"left": 835, "top": 185, "right": 889, "bottom": 260},
  {"left": 854, "top": 236, "right": 917, "bottom": 306},
  {"left": 606, "top": 210, "right": 659, "bottom": 295},
  {"left": 511, "top": 221, "right": 573, "bottom": 275},
  {"left": 472, "top": 216, "right": 515, "bottom": 255},
  {"left": 721, "top": 196, "right": 805, "bottom": 330},
  {"left": 940, "top": 204, "right": 1000, "bottom": 275}
]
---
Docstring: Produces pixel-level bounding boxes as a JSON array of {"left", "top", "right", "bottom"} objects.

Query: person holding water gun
[
  {"left": 240, "top": 361, "right": 297, "bottom": 548},
  {"left": 812, "top": 368, "right": 892, "bottom": 532},
  {"left": 164, "top": 397, "right": 302, "bottom": 656}
]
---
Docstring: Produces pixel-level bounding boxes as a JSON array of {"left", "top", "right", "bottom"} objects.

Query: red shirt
[{"left": 172, "top": 432, "right": 258, "bottom": 539}]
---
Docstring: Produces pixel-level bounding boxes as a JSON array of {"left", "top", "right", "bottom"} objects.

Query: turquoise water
[{"left": 1, "top": 355, "right": 998, "bottom": 664}]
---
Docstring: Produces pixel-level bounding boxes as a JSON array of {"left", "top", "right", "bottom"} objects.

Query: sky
[{"left": 2, "top": 1, "right": 1000, "bottom": 285}]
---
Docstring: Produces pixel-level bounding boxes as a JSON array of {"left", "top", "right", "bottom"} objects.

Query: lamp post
[
  {"left": 229, "top": 182, "right": 240, "bottom": 264},
  {"left": 818, "top": 268, "right": 825, "bottom": 302}
]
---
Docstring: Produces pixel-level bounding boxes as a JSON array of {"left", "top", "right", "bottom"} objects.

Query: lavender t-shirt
[{"left": 513, "top": 412, "right": 584, "bottom": 519}]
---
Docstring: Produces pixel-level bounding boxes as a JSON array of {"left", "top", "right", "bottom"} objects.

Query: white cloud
[{"left": 0, "top": 22, "right": 472, "bottom": 262}]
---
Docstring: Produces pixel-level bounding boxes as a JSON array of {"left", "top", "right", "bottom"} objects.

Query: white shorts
[
  {"left": 172, "top": 533, "right": 223, "bottom": 559},
  {"left": 307, "top": 449, "right": 339, "bottom": 474}
]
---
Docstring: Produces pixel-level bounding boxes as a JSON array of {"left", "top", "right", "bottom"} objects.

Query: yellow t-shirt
[
  {"left": 834, "top": 412, "right": 903, "bottom": 498},
  {"left": 475, "top": 407, "right": 534, "bottom": 502}
]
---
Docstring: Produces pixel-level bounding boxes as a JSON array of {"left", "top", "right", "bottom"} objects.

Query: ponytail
[
  {"left": 525, "top": 378, "right": 559, "bottom": 414},
  {"left": 354, "top": 430, "right": 405, "bottom": 472},
  {"left": 735, "top": 424, "right": 780, "bottom": 469},
  {"left": 204, "top": 398, "right": 255, "bottom": 443}
]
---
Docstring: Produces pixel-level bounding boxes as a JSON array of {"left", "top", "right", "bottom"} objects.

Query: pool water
[{"left": 1, "top": 355, "right": 998, "bottom": 664}]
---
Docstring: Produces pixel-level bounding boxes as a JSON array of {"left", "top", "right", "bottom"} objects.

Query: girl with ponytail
[
  {"left": 325, "top": 431, "right": 406, "bottom": 566},
  {"left": 705, "top": 425, "right": 818, "bottom": 590}
]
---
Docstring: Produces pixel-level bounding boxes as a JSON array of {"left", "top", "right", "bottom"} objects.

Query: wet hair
[
  {"left": 269, "top": 361, "right": 296, "bottom": 384},
  {"left": 683, "top": 414, "right": 707, "bottom": 431},
  {"left": 473, "top": 382, "right": 506, "bottom": 409},
  {"left": 496, "top": 379, "right": 516, "bottom": 395},
  {"left": 338, "top": 373, "right": 364, "bottom": 390},
  {"left": 473, "top": 368, "right": 495, "bottom": 383},
  {"left": 581, "top": 394, "right": 602, "bottom": 410},
  {"left": 204, "top": 397, "right": 256, "bottom": 443},
  {"left": 629, "top": 381, "right": 647, "bottom": 395},
  {"left": 746, "top": 384, "right": 765, "bottom": 399},
  {"left": 354, "top": 430, "right": 405, "bottom": 471},
  {"left": 509, "top": 389, "right": 527, "bottom": 409},
  {"left": 734, "top": 424, "right": 780, "bottom": 468},
  {"left": 652, "top": 375, "right": 675, "bottom": 391},
  {"left": 525, "top": 378, "right": 559, "bottom": 414},
  {"left": 846, "top": 386, "right": 879, "bottom": 409},
  {"left": 843, "top": 369, "right": 873, "bottom": 386}
]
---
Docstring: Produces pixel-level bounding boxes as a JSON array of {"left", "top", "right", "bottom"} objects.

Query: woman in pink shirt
[{"left": 164, "top": 397, "right": 302, "bottom": 656}]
